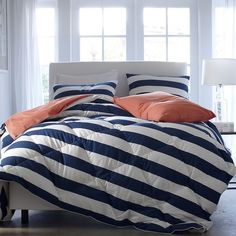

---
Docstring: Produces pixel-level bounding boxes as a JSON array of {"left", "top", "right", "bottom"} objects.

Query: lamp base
[{"left": 214, "top": 85, "right": 228, "bottom": 122}]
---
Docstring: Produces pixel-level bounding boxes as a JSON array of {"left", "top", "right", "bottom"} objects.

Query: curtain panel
[
  {"left": 8, "top": 0, "right": 43, "bottom": 113},
  {"left": 212, "top": 0, "right": 236, "bottom": 123}
]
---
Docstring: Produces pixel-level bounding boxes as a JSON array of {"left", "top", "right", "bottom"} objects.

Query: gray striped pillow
[{"left": 127, "top": 74, "right": 190, "bottom": 99}]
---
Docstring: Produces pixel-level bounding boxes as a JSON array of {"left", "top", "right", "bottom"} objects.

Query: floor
[{"left": 0, "top": 188, "right": 235, "bottom": 236}]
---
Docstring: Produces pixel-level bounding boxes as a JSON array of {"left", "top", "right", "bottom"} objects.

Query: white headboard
[{"left": 49, "top": 61, "right": 188, "bottom": 100}]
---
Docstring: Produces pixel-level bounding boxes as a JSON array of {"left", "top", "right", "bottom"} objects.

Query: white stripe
[
  {"left": 3, "top": 131, "right": 220, "bottom": 214},
  {"left": 2, "top": 165, "right": 59, "bottom": 197},
  {"left": 3, "top": 165, "right": 172, "bottom": 228},
  {"left": 122, "top": 124, "right": 235, "bottom": 173},
  {"left": 156, "top": 122, "right": 227, "bottom": 152},
  {"left": 1, "top": 116, "right": 233, "bottom": 220},
  {"left": 2, "top": 147, "right": 211, "bottom": 226},
  {"left": 6, "top": 120, "right": 231, "bottom": 195}
]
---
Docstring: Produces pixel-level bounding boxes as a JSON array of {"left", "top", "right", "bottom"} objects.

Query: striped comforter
[{"left": 0, "top": 96, "right": 235, "bottom": 233}]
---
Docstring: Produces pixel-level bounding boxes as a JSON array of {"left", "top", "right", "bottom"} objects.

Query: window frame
[
  {"left": 36, "top": 0, "right": 57, "bottom": 102},
  {"left": 135, "top": 0, "right": 198, "bottom": 102},
  {"left": 36, "top": 0, "right": 57, "bottom": 62},
  {"left": 70, "top": 0, "right": 133, "bottom": 61},
  {"left": 36, "top": 0, "right": 201, "bottom": 104},
  {"left": 78, "top": 7, "right": 127, "bottom": 61}
]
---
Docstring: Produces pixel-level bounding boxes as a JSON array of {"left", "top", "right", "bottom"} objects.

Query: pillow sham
[
  {"left": 126, "top": 74, "right": 189, "bottom": 99},
  {"left": 113, "top": 91, "right": 215, "bottom": 123},
  {"left": 53, "top": 70, "right": 118, "bottom": 101}
]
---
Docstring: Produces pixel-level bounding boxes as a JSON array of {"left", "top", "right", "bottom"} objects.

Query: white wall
[{"left": 0, "top": 70, "right": 10, "bottom": 123}]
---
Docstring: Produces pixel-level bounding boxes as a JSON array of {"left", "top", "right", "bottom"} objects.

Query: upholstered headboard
[{"left": 49, "top": 61, "right": 188, "bottom": 100}]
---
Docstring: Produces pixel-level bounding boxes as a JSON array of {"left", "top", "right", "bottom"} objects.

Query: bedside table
[
  {"left": 220, "top": 131, "right": 236, "bottom": 189},
  {"left": 220, "top": 131, "right": 236, "bottom": 135}
]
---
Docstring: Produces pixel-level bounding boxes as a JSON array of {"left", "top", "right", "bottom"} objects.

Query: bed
[{"left": 0, "top": 61, "right": 235, "bottom": 233}]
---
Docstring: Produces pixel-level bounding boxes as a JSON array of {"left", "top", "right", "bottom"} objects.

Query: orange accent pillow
[
  {"left": 5, "top": 94, "right": 91, "bottom": 139},
  {"left": 113, "top": 91, "right": 215, "bottom": 122}
]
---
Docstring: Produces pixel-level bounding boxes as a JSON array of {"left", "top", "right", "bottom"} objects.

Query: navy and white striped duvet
[{"left": 0, "top": 97, "right": 235, "bottom": 233}]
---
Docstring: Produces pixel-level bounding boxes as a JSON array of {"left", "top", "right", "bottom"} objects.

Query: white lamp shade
[{"left": 202, "top": 59, "right": 236, "bottom": 85}]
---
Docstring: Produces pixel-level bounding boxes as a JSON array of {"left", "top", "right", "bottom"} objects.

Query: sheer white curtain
[
  {"left": 212, "top": 0, "right": 236, "bottom": 123},
  {"left": 8, "top": 0, "right": 43, "bottom": 113},
  {"left": 212, "top": 0, "right": 236, "bottom": 165}
]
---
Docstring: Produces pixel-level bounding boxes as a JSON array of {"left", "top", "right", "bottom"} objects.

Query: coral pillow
[{"left": 113, "top": 91, "right": 215, "bottom": 122}]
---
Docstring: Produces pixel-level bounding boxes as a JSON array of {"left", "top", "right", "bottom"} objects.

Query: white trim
[
  {"left": 0, "top": 70, "right": 8, "bottom": 75},
  {"left": 57, "top": 0, "right": 70, "bottom": 61},
  {"left": 189, "top": 0, "right": 199, "bottom": 103},
  {"left": 197, "top": 0, "right": 213, "bottom": 109},
  {"left": 0, "top": 70, "right": 10, "bottom": 123},
  {"left": 37, "top": 0, "right": 56, "bottom": 8},
  {"left": 137, "top": 0, "right": 194, "bottom": 8}
]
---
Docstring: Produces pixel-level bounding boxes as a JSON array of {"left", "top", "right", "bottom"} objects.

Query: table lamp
[{"left": 202, "top": 58, "right": 236, "bottom": 122}]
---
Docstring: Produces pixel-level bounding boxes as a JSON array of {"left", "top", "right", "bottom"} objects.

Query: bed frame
[{"left": 8, "top": 61, "right": 188, "bottom": 223}]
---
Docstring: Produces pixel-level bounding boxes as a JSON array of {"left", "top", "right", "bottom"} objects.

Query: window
[
  {"left": 143, "top": 8, "right": 190, "bottom": 63},
  {"left": 36, "top": 1, "right": 56, "bottom": 102},
  {"left": 79, "top": 7, "right": 126, "bottom": 61},
  {"left": 212, "top": 2, "right": 236, "bottom": 122},
  {"left": 212, "top": 0, "right": 236, "bottom": 166},
  {"left": 36, "top": 0, "right": 197, "bottom": 102}
]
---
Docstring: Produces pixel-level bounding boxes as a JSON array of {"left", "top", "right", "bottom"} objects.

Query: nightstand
[
  {"left": 220, "top": 131, "right": 236, "bottom": 135},
  {"left": 220, "top": 131, "right": 236, "bottom": 189}
]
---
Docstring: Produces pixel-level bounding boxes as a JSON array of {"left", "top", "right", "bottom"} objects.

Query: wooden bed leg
[{"left": 21, "top": 210, "right": 29, "bottom": 224}]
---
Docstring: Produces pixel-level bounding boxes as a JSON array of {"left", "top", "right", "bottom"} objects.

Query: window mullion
[{"left": 102, "top": 7, "right": 104, "bottom": 61}]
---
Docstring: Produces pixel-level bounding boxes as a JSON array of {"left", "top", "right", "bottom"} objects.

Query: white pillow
[{"left": 56, "top": 70, "right": 118, "bottom": 85}]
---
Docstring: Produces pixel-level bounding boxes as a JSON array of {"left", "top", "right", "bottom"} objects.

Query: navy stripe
[
  {"left": 41, "top": 120, "right": 232, "bottom": 186},
  {"left": 91, "top": 99, "right": 113, "bottom": 104},
  {"left": 6, "top": 137, "right": 213, "bottom": 219},
  {"left": 121, "top": 122, "right": 233, "bottom": 179},
  {"left": 105, "top": 119, "right": 137, "bottom": 126},
  {"left": 1, "top": 134, "right": 14, "bottom": 149},
  {"left": 1, "top": 156, "right": 184, "bottom": 225},
  {"left": 54, "top": 89, "right": 114, "bottom": 99},
  {"left": 24, "top": 123, "right": 232, "bottom": 186},
  {"left": 0, "top": 172, "right": 206, "bottom": 233},
  {"left": 15, "top": 120, "right": 233, "bottom": 187},
  {"left": 181, "top": 122, "right": 224, "bottom": 146},
  {"left": 177, "top": 122, "right": 212, "bottom": 136},
  {"left": 129, "top": 80, "right": 188, "bottom": 93},
  {"left": 66, "top": 103, "right": 132, "bottom": 117},
  {"left": 0, "top": 172, "right": 135, "bottom": 228},
  {"left": 1, "top": 155, "right": 209, "bottom": 223},
  {"left": 205, "top": 121, "right": 226, "bottom": 145},
  {"left": 144, "top": 123, "right": 232, "bottom": 163}
]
